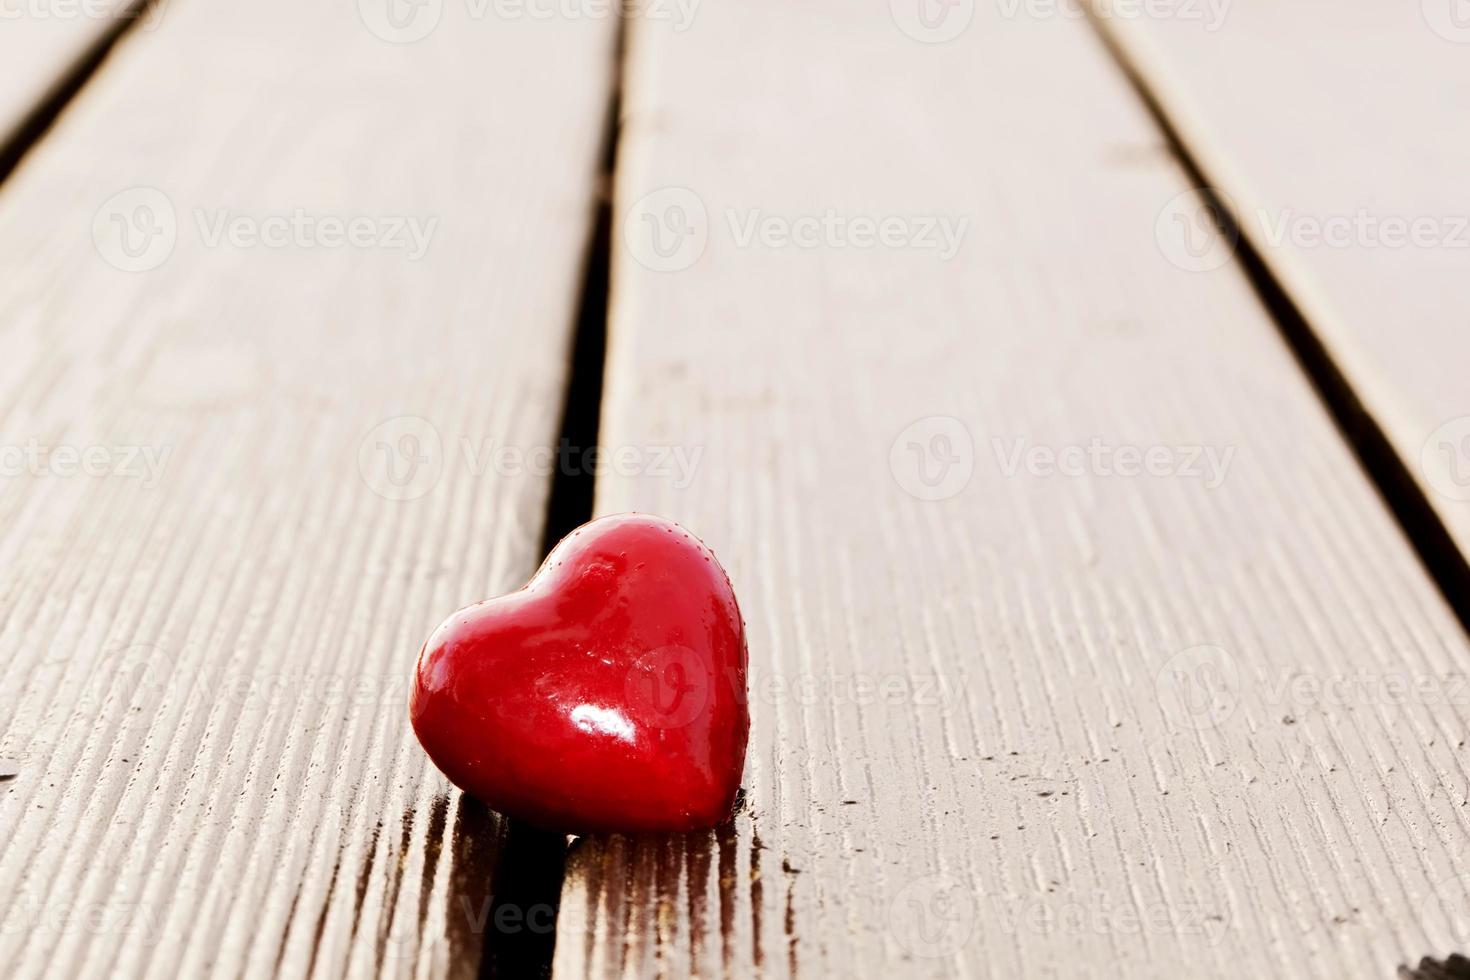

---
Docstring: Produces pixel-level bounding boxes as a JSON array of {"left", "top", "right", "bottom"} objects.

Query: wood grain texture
[
  {"left": 0, "top": 0, "right": 143, "bottom": 151},
  {"left": 1088, "top": 0, "right": 1470, "bottom": 559},
  {"left": 0, "top": 0, "right": 614, "bottom": 976},
  {"left": 558, "top": 2, "right": 1470, "bottom": 977}
]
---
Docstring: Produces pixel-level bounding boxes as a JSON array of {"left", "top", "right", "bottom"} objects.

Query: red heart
[{"left": 410, "top": 513, "right": 749, "bottom": 832}]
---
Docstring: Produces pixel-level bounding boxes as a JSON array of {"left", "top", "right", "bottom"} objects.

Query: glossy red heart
[{"left": 410, "top": 513, "right": 749, "bottom": 832}]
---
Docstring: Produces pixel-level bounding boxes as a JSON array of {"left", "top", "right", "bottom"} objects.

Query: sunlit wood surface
[
  {"left": 2, "top": 0, "right": 1468, "bottom": 978},
  {"left": 0, "top": 0, "right": 613, "bottom": 976}
]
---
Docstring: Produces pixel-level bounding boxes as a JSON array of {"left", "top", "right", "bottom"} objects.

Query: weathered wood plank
[
  {"left": 0, "top": 0, "right": 146, "bottom": 153},
  {"left": 0, "top": 0, "right": 613, "bottom": 977},
  {"left": 1090, "top": 0, "right": 1470, "bottom": 560},
  {"left": 558, "top": 3, "right": 1470, "bottom": 977}
]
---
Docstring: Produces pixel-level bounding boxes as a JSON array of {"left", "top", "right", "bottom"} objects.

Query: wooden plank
[
  {"left": 0, "top": 0, "right": 145, "bottom": 152},
  {"left": 557, "top": 3, "right": 1470, "bottom": 978},
  {"left": 1088, "top": 0, "right": 1470, "bottom": 560},
  {"left": 0, "top": 1, "right": 613, "bottom": 977}
]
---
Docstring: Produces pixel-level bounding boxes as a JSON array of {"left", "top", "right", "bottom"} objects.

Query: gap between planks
[
  {"left": 558, "top": 2, "right": 1470, "bottom": 976},
  {"left": 0, "top": 0, "right": 156, "bottom": 184},
  {"left": 0, "top": 1, "right": 618, "bottom": 977},
  {"left": 1080, "top": 3, "right": 1470, "bottom": 641}
]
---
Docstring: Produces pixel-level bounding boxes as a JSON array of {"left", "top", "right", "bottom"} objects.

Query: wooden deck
[{"left": 1, "top": 1, "right": 1468, "bottom": 977}]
